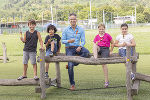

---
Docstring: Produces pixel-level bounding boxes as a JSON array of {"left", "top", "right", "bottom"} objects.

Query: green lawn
[
  {"left": 0, "top": 55, "right": 150, "bottom": 100},
  {"left": 0, "top": 26, "right": 150, "bottom": 100}
]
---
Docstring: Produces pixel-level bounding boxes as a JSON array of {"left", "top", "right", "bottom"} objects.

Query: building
[{"left": 114, "top": 16, "right": 135, "bottom": 24}]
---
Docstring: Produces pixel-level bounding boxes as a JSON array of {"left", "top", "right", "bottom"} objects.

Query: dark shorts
[{"left": 98, "top": 47, "right": 110, "bottom": 58}]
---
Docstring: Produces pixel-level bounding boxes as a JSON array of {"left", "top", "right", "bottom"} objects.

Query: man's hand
[
  {"left": 68, "top": 39, "right": 75, "bottom": 43},
  {"left": 76, "top": 46, "right": 82, "bottom": 52}
]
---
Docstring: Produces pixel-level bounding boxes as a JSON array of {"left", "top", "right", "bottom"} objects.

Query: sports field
[{"left": 0, "top": 26, "right": 150, "bottom": 100}]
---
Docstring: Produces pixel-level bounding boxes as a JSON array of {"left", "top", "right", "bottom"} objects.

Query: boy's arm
[
  {"left": 20, "top": 32, "right": 26, "bottom": 43},
  {"left": 37, "top": 32, "right": 44, "bottom": 50}
]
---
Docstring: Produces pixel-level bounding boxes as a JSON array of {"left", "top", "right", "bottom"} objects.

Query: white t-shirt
[{"left": 116, "top": 33, "right": 134, "bottom": 49}]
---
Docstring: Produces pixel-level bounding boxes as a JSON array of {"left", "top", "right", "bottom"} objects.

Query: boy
[
  {"left": 18, "top": 19, "right": 44, "bottom": 80},
  {"left": 44, "top": 24, "right": 61, "bottom": 78}
]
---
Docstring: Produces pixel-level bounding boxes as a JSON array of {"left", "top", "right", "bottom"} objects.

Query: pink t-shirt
[{"left": 93, "top": 33, "right": 112, "bottom": 47}]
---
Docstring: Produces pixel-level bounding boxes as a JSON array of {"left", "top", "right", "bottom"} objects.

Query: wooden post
[
  {"left": 131, "top": 47, "right": 140, "bottom": 95},
  {"left": 2, "top": 42, "right": 7, "bottom": 63},
  {"left": 132, "top": 47, "right": 136, "bottom": 72},
  {"left": 39, "top": 49, "right": 46, "bottom": 99},
  {"left": 55, "top": 62, "right": 61, "bottom": 87},
  {"left": 126, "top": 46, "right": 133, "bottom": 100}
]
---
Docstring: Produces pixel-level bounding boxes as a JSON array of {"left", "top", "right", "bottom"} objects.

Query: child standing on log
[
  {"left": 93, "top": 23, "right": 114, "bottom": 88},
  {"left": 18, "top": 19, "right": 44, "bottom": 80},
  {"left": 44, "top": 24, "right": 61, "bottom": 78},
  {"left": 114, "top": 23, "right": 136, "bottom": 57}
]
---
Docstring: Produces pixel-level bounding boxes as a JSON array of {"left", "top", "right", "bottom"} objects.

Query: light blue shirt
[{"left": 62, "top": 25, "right": 85, "bottom": 47}]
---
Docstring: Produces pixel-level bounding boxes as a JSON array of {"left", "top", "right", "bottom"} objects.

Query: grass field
[{"left": 0, "top": 26, "right": 150, "bottom": 100}]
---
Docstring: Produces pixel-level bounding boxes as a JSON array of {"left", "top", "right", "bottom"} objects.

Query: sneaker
[
  {"left": 34, "top": 76, "right": 39, "bottom": 80},
  {"left": 104, "top": 82, "right": 109, "bottom": 88},
  {"left": 70, "top": 85, "right": 75, "bottom": 91},
  {"left": 17, "top": 76, "right": 27, "bottom": 80},
  {"left": 66, "top": 65, "right": 68, "bottom": 69},
  {"left": 49, "top": 51, "right": 53, "bottom": 57},
  {"left": 45, "top": 73, "right": 49, "bottom": 78},
  {"left": 131, "top": 72, "right": 135, "bottom": 80}
]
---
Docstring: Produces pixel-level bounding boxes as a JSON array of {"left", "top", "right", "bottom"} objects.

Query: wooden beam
[
  {"left": 126, "top": 46, "right": 133, "bottom": 100},
  {"left": 0, "top": 57, "right": 9, "bottom": 61},
  {"left": 39, "top": 49, "right": 46, "bottom": 99},
  {"left": 2, "top": 42, "right": 7, "bottom": 63},
  {"left": 0, "top": 78, "right": 50, "bottom": 86},
  {"left": 55, "top": 62, "right": 61, "bottom": 87},
  {"left": 52, "top": 53, "right": 139, "bottom": 58},
  {"left": 131, "top": 80, "right": 140, "bottom": 95},
  {"left": 134, "top": 72, "right": 150, "bottom": 82},
  {"left": 44, "top": 56, "right": 126, "bottom": 65}
]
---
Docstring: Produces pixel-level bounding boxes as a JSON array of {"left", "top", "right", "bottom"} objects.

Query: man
[{"left": 62, "top": 13, "right": 89, "bottom": 90}]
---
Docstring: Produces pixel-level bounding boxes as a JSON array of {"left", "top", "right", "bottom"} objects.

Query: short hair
[
  {"left": 98, "top": 23, "right": 105, "bottom": 28},
  {"left": 47, "top": 24, "right": 57, "bottom": 33},
  {"left": 28, "top": 19, "right": 36, "bottom": 26},
  {"left": 69, "top": 13, "right": 77, "bottom": 17},
  {"left": 121, "top": 23, "right": 128, "bottom": 28}
]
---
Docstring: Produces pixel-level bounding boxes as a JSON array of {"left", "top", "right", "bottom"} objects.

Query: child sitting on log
[
  {"left": 44, "top": 24, "right": 61, "bottom": 78},
  {"left": 93, "top": 23, "right": 114, "bottom": 88},
  {"left": 114, "top": 23, "right": 136, "bottom": 57}
]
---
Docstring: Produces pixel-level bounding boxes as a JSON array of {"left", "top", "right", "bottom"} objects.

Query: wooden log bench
[{"left": 36, "top": 46, "right": 140, "bottom": 100}]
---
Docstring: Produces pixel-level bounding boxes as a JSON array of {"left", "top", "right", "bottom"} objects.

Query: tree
[
  {"left": 136, "top": 13, "right": 145, "bottom": 23},
  {"left": 143, "top": 8, "right": 150, "bottom": 23}
]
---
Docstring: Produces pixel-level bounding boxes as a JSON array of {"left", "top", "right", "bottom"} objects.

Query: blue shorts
[
  {"left": 46, "top": 44, "right": 58, "bottom": 56},
  {"left": 98, "top": 47, "right": 110, "bottom": 58}
]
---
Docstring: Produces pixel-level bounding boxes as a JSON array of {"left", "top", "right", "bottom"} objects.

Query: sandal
[
  {"left": 34, "top": 76, "right": 39, "bottom": 80},
  {"left": 17, "top": 76, "right": 27, "bottom": 80},
  {"left": 104, "top": 82, "right": 109, "bottom": 88}
]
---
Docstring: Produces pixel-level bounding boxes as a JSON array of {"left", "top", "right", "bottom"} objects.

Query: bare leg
[
  {"left": 23, "top": 64, "right": 28, "bottom": 77},
  {"left": 102, "top": 64, "right": 109, "bottom": 82},
  {"left": 45, "top": 63, "right": 49, "bottom": 72},
  {"left": 51, "top": 41, "right": 54, "bottom": 52},
  {"left": 93, "top": 43, "right": 100, "bottom": 58},
  {"left": 33, "top": 64, "right": 37, "bottom": 76}
]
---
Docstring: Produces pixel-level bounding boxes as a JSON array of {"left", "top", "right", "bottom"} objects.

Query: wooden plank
[
  {"left": 55, "top": 62, "right": 61, "bottom": 87},
  {"left": 132, "top": 47, "right": 137, "bottom": 73},
  {"left": 51, "top": 53, "right": 139, "bottom": 58},
  {"left": 44, "top": 56, "right": 126, "bottom": 65},
  {"left": 131, "top": 80, "right": 140, "bottom": 95},
  {"left": 0, "top": 78, "right": 50, "bottom": 86},
  {"left": 39, "top": 49, "right": 46, "bottom": 99},
  {"left": 0, "top": 79, "right": 39, "bottom": 86},
  {"left": 0, "top": 57, "right": 9, "bottom": 61},
  {"left": 126, "top": 46, "right": 133, "bottom": 100},
  {"left": 134, "top": 72, "right": 150, "bottom": 82}
]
